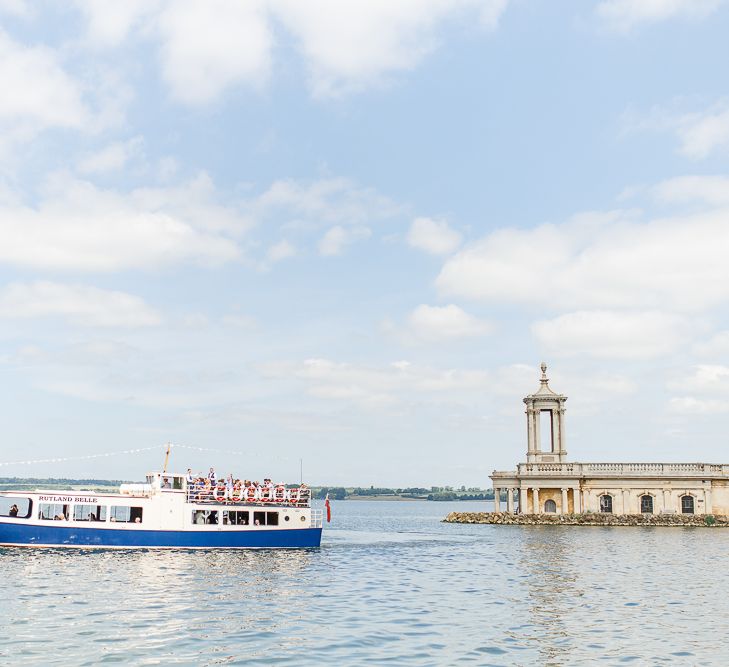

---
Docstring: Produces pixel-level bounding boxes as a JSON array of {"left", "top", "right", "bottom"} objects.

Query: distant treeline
[
  {"left": 0, "top": 478, "right": 132, "bottom": 485},
  {"left": 316, "top": 486, "right": 492, "bottom": 501},
  {"left": 0, "top": 478, "right": 492, "bottom": 501},
  {"left": 0, "top": 477, "right": 133, "bottom": 491}
]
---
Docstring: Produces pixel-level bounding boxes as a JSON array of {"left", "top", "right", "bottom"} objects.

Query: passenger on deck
[
  {"left": 186, "top": 468, "right": 194, "bottom": 485},
  {"left": 208, "top": 467, "right": 216, "bottom": 486},
  {"left": 9, "top": 504, "right": 18, "bottom": 517}
]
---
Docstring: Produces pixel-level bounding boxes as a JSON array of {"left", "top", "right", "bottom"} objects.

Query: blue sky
[{"left": 1, "top": 0, "right": 729, "bottom": 485}]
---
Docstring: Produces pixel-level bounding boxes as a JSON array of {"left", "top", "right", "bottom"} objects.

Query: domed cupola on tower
[{"left": 524, "top": 363, "right": 567, "bottom": 463}]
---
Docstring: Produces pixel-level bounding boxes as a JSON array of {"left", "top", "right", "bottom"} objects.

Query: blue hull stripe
[{"left": 0, "top": 522, "right": 322, "bottom": 549}]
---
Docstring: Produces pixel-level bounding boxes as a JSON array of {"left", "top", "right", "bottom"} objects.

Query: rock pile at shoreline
[{"left": 443, "top": 511, "right": 728, "bottom": 527}]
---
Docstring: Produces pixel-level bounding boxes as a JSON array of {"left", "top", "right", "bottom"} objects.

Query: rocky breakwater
[{"left": 443, "top": 512, "right": 729, "bottom": 527}]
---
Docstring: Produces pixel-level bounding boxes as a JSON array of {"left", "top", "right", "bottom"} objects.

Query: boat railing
[
  {"left": 310, "top": 509, "right": 323, "bottom": 528},
  {"left": 185, "top": 486, "right": 311, "bottom": 508}
]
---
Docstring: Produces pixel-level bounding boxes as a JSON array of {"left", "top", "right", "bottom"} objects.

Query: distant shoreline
[
  {"left": 346, "top": 495, "right": 424, "bottom": 501},
  {"left": 0, "top": 479, "right": 492, "bottom": 502}
]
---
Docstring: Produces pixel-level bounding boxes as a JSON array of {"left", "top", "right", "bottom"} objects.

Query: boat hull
[{"left": 0, "top": 521, "right": 322, "bottom": 549}]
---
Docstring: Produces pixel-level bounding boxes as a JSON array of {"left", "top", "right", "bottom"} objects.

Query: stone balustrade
[
  {"left": 496, "top": 462, "right": 729, "bottom": 478},
  {"left": 443, "top": 512, "right": 727, "bottom": 527}
]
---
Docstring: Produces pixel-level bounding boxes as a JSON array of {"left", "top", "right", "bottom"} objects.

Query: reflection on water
[
  {"left": 517, "top": 529, "right": 578, "bottom": 666},
  {"left": 2, "top": 501, "right": 729, "bottom": 665}
]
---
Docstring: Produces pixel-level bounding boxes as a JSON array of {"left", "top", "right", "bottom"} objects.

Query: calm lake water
[{"left": 1, "top": 499, "right": 728, "bottom": 666}]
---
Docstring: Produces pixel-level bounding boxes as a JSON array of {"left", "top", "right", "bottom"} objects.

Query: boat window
[
  {"left": 173, "top": 476, "right": 184, "bottom": 490},
  {"left": 110, "top": 506, "right": 143, "bottom": 523},
  {"left": 161, "top": 476, "right": 173, "bottom": 490},
  {"left": 0, "top": 496, "right": 32, "bottom": 518},
  {"left": 191, "top": 510, "right": 218, "bottom": 525},
  {"left": 222, "top": 510, "right": 249, "bottom": 526},
  {"left": 73, "top": 504, "right": 107, "bottom": 522},
  {"left": 253, "top": 511, "right": 279, "bottom": 526},
  {"left": 39, "top": 503, "right": 69, "bottom": 521}
]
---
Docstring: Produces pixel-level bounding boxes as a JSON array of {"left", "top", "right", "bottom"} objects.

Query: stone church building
[{"left": 490, "top": 364, "right": 729, "bottom": 516}]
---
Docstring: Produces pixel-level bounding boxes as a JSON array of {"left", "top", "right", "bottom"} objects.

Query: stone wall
[{"left": 444, "top": 511, "right": 727, "bottom": 527}]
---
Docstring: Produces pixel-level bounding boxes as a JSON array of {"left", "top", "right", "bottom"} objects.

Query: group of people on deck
[{"left": 185, "top": 468, "right": 309, "bottom": 505}]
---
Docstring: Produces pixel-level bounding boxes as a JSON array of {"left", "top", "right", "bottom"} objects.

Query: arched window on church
[
  {"left": 544, "top": 499, "right": 556, "bottom": 513},
  {"left": 599, "top": 494, "right": 613, "bottom": 513},
  {"left": 640, "top": 495, "right": 653, "bottom": 514},
  {"left": 681, "top": 495, "right": 694, "bottom": 514}
]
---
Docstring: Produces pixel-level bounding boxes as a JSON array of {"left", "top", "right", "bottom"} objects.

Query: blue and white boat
[{"left": 0, "top": 470, "right": 323, "bottom": 549}]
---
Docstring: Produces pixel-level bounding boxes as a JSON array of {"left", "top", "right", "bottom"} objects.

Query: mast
[{"left": 162, "top": 442, "right": 172, "bottom": 473}]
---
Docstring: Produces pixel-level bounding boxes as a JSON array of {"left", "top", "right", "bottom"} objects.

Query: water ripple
[{"left": 2, "top": 501, "right": 729, "bottom": 665}]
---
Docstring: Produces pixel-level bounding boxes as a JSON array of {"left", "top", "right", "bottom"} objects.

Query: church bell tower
[{"left": 524, "top": 363, "right": 567, "bottom": 463}]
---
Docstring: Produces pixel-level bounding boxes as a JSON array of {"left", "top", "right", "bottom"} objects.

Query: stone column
[
  {"left": 526, "top": 408, "right": 536, "bottom": 461},
  {"left": 663, "top": 489, "right": 671, "bottom": 513},
  {"left": 573, "top": 487, "right": 581, "bottom": 513},
  {"left": 705, "top": 487, "right": 713, "bottom": 514},
  {"left": 521, "top": 488, "right": 529, "bottom": 514},
  {"left": 506, "top": 489, "right": 515, "bottom": 514},
  {"left": 533, "top": 488, "right": 541, "bottom": 514},
  {"left": 493, "top": 488, "right": 500, "bottom": 512},
  {"left": 622, "top": 489, "right": 631, "bottom": 514},
  {"left": 561, "top": 488, "right": 568, "bottom": 515},
  {"left": 582, "top": 489, "right": 589, "bottom": 513}
]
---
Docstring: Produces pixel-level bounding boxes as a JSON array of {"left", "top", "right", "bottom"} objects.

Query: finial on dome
[{"left": 540, "top": 362, "right": 548, "bottom": 384}]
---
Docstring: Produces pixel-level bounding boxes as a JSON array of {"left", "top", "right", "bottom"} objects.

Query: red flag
[{"left": 325, "top": 494, "right": 331, "bottom": 523}]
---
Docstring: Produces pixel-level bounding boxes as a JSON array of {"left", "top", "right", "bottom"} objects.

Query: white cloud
[
  {"left": 652, "top": 175, "right": 729, "bottom": 206},
  {"left": 596, "top": 0, "right": 725, "bottom": 31},
  {"left": 272, "top": 0, "right": 508, "bottom": 97},
  {"left": 0, "top": 29, "right": 88, "bottom": 139},
  {"left": 266, "top": 240, "right": 296, "bottom": 262},
  {"left": 76, "top": 0, "right": 271, "bottom": 104},
  {"left": 259, "top": 357, "right": 492, "bottom": 408},
  {"left": 629, "top": 100, "right": 729, "bottom": 160},
  {"left": 0, "top": 281, "right": 161, "bottom": 327},
  {"left": 156, "top": 0, "right": 272, "bottom": 105},
  {"left": 674, "top": 103, "right": 729, "bottom": 159},
  {"left": 437, "top": 208, "right": 729, "bottom": 312},
  {"left": 408, "top": 304, "right": 491, "bottom": 341},
  {"left": 668, "top": 365, "right": 729, "bottom": 394},
  {"left": 74, "top": 0, "right": 159, "bottom": 47},
  {"left": 533, "top": 310, "right": 689, "bottom": 360},
  {"left": 693, "top": 331, "right": 729, "bottom": 357},
  {"left": 0, "top": 174, "right": 241, "bottom": 271},
  {"left": 318, "top": 225, "right": 371, "bottom": 256},
  {"left": 221, "top": 314, "right": 257, "bottom": 330},
  {"left": 669, "top": 397, "right": 729, "bottom": 415},
  {"left": 77, "top": 136, "right": 144, "bottom": 174},
  {"left": 0, "top": 0, "right": 32, "bottom": 17},
  {"left": 407, "top": 217, "right": 462, "bottom": 255},
  {"left": 258, "top": 177, "right": 401, "bottom": 227},
  {"left": 74, "top": 1, "right": 508, "bottom": 102}
]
